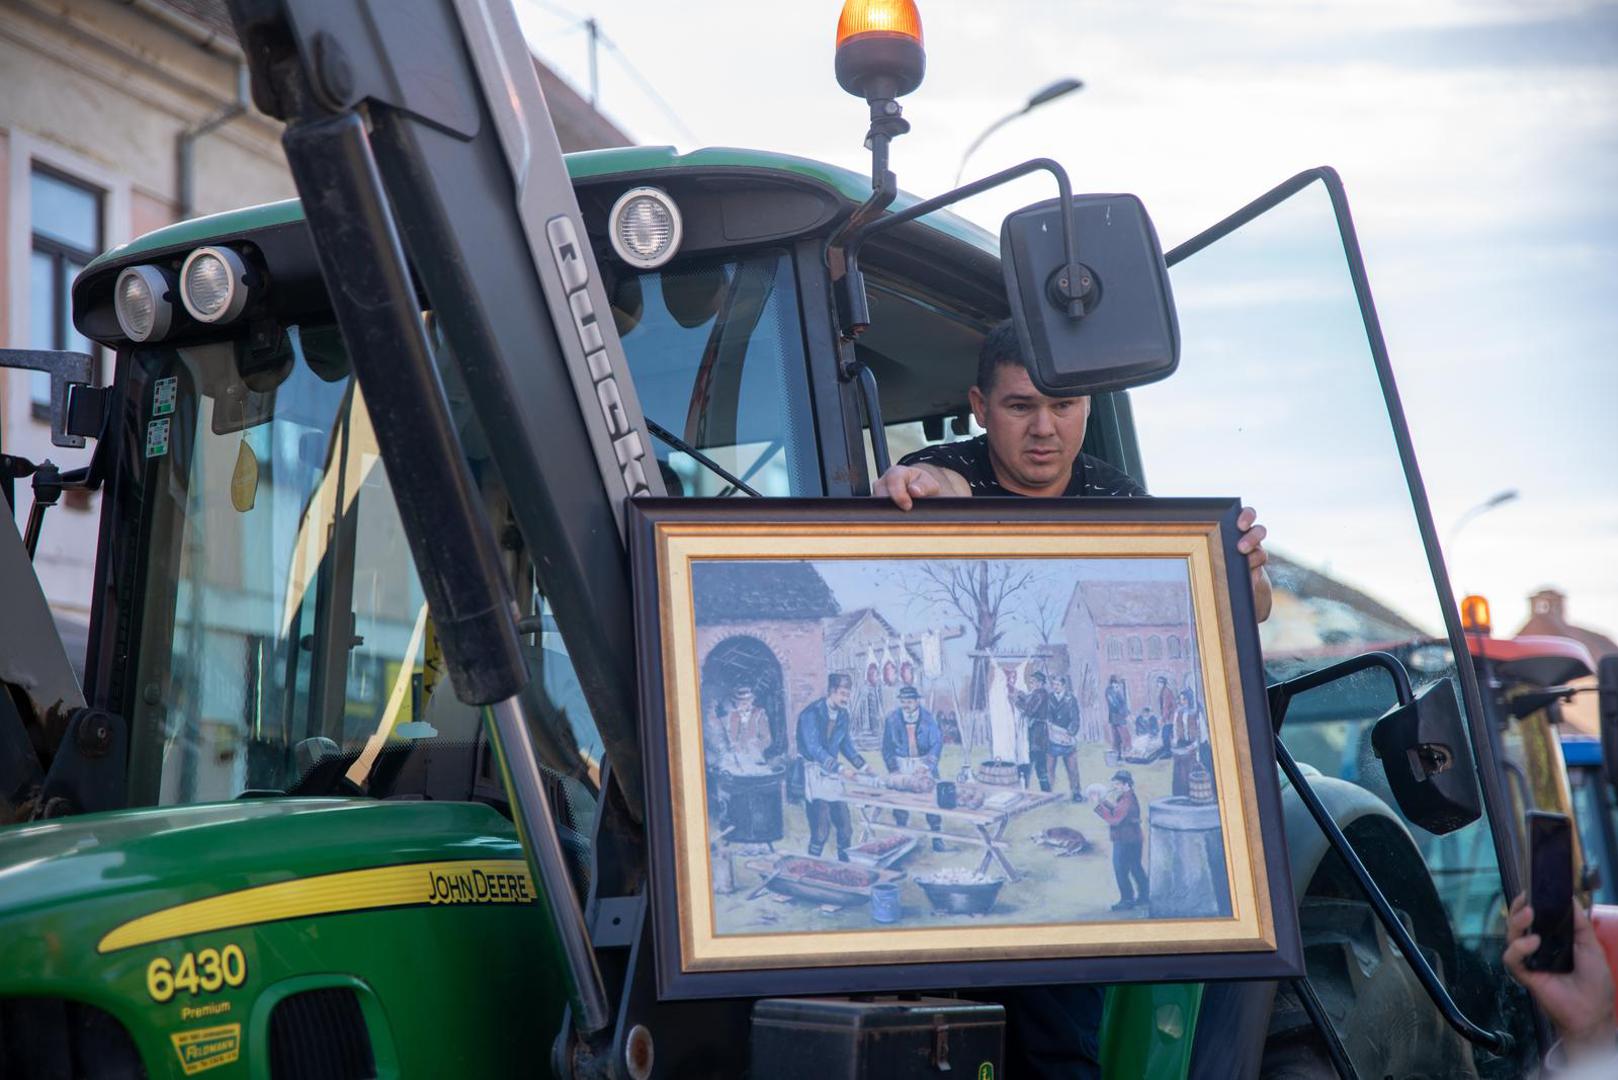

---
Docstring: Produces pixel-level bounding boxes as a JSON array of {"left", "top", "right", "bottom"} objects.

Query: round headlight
[
  {"left": 114, "top": 265, "right": 174, "bottom": 342},
  {"left": 180, "top": 246, "right": 250, "bottom": 324},
  {"left": 608, "top": 187, "right": 682, "bottom": 270}
]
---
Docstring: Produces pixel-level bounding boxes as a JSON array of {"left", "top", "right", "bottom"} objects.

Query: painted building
[{"left": 1060, "top": 580, "right": 1196, "bottom": 734}]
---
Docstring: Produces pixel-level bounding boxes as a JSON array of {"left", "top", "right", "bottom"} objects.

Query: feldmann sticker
[
  {"left": 152, "top": 376, "right": 178, "bottom": 417},
  {"left": 170, "top": 1023, "right": 239, "bottom": 1075},
  {"left": 145, "top": 418, "right": 170, "bottom": 458}
]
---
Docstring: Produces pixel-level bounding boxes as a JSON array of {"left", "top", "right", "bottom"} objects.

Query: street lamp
[
  {"left": 953, "top": 77, "right": 1084, "bottom": 186},
  {"left": 1446, "top": 488, "right": 1519, "bottom": 591}
]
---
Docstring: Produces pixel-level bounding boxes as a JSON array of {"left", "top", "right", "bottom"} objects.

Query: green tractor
[{"left": 0, "top": 0, "right": 1559, "bottom": 1076}]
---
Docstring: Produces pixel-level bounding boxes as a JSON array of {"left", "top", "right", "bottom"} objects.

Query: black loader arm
[
  {"left": 226, "top": 0, "right": 660, "bottom": 811},
  {"left": 224, "top": 0, "right": 671, "bottom": 1044}
]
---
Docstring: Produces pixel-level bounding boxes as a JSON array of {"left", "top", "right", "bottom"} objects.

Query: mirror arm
[
  {"left": 1276, "top": 739, "right": 1513, "bottom": 1056},
  {"left": 1267, "top": 650, "right": 1414, "bottom": 735}
]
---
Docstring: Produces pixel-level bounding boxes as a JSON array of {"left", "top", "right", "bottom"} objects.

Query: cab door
[{"left": 1124, "top": 169, "right": 1539, "bottom": 1077}]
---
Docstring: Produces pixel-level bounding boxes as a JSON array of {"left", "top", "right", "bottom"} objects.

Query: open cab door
[{"left": 1110, "top": 169, "right": 1539, "bottom": 1077}]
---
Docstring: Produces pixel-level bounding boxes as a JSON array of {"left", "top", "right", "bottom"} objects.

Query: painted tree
[{"left": 902, "top": 560, "right": 1045, "bottom": 756}]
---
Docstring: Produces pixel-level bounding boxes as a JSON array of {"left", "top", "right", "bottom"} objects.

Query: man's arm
[
  {"left": 880, "top": 714, "right": 900, "bottom": 773},
  {"left": 797, "top": 706, "right": 837, "bottom": 771},
  {"left": 873, "top": 461, "right": 971, "bottom": 509}
]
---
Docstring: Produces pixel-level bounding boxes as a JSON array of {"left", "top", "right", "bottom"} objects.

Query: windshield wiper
[{"left": 644, "top": 418, "right": 760, "bottom": 497}]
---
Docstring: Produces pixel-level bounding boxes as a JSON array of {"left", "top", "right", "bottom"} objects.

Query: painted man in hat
[
  {"left": 1094, "top": 769, "right": 1149, "bottom": 911},
  {"left": 1046, "top": 674, "right": 1084, "bottom": 802},
  {"left": 1015, "top": 669, "right": 1056, "bottom": 791},
  {"left": 796, "top": 673, "right": 870, "bottom": 861},
  {"left": 881, "top": 684, "right": 947, "bottom": 852}
]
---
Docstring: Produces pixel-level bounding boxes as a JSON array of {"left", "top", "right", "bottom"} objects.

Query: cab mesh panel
[
  {"left": 268, "top": 988, "right": 375, "bottom": 1080},
  {"left": 0, "top": 998, "right": 145, "bottom": 1079}
]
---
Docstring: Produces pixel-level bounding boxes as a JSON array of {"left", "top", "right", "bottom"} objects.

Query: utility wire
[
  {"left": 595, "top": 29, "right": 702, "bottom": 145},
  {"left": 517, "top": 1, "right": 702, "bottom": 145}
]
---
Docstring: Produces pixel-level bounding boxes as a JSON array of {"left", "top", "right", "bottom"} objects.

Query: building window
[
  {"left": 1167, "top": 636, "right": 1181, "bottom": 659},
  {"left": 1147, "top": 635, "right": 1162, "bottom": 660},
  {"left": 1107, "top": 638, "right": 1123, "bottom": 661},
  {"left": 28, "top": 166, "right": 102, "bottom": 417},
  {"left": 1128, "top": 636, "right": 1143, "bottom": 660}
]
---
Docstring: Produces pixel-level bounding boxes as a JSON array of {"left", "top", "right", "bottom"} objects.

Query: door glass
[{"left": 1131, "top": 175, "right": 1535, "bottom": 1074}]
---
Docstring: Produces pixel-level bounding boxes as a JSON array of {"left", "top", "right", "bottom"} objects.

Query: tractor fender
[{"left": 1279, "top": 762, "right": 1415, "bottom": 894}]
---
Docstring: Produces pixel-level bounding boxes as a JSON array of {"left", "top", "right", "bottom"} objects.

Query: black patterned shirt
[{"left": 899, "top": 435, "right": 1145, "bottom": 498}]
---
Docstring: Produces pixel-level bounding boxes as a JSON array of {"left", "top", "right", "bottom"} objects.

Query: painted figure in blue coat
[
  {"left": 795, "top": 673, "right": 868, "bottom": 860},
  {"left": 882, "top": 685, "right": 947, "bottom": 852}
]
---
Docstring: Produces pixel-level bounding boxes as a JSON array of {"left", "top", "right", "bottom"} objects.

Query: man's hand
[
  {"left": 1504, "top": 894, "right": 1617, "bottom": 1062},
  {"left": 873, "top": 462, "right": 968, "bottom": 510},
  {"left": 1236, "top": 506, "right": 1273, "bottom": 623}
]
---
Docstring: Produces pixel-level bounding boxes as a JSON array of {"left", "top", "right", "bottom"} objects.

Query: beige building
[{"left": 0, "top": 0, "right": 626, "bottom": 647}]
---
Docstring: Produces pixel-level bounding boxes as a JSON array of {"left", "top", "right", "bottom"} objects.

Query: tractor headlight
[
  {"left": 114, "top": 265, "right": 175, "bottom": 342},
  {"left": 608, "top": 187, "right": 682, "bottom": 270},
  {"left": 180, "top": 246, "right": 251, "bottom": 324}
]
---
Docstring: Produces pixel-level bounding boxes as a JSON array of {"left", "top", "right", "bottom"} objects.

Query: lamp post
[
  {"left": 953, "top": 77, "right": 1083, "bottom": 186},
  {"left": 1446, "top": 488, "right": 1519, "bottom": 591}
]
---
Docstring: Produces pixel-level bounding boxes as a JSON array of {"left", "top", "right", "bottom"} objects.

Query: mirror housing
[
  {"left": 1000, "top": 193, "right": 1179, "bottom": 397},
  {"left": 1599, "top": 654, "right": 1618, "bottom": 790},
  {"left": 0, "top": 349, "right": 98, "bottom": 449},
  {"left": 1371, "top": 681, "right": 1481, "bottom": 835}
]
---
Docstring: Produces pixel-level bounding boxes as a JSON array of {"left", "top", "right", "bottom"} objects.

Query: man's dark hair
[
  {"left": 975, "top": 319, "right": 1027, "bottom": 395},
  {"left": 1030, "top": 670, "right": 1047, "bottom": 684},
  {"left": 827, "top": 673, "right": 854, "bottom": 692}
]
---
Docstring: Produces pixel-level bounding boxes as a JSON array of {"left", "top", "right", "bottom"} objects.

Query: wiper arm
[{"left": 644, "top": 418, "right": 760, "bottom": 497}]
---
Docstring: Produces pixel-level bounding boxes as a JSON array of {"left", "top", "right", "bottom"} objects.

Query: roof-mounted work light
[
  {"left": 180, "top": 245, "right": 252, "bottom": 325},
  {"left": 114, "top": 265, "right": 176, "bottom": 343}
]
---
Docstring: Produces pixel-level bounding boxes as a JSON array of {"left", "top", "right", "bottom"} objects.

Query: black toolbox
[{"left": 749, "top": 995, "right": 1004, "bottom": 1079}]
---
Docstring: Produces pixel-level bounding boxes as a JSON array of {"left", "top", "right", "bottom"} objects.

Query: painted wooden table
[{"left": 839, "top": 782, "right": 1061, "bottom": 882}]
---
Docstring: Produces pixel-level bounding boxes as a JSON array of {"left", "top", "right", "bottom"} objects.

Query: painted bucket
[{"left": 870, "top": 882, "right": 901, "bottom": 924}]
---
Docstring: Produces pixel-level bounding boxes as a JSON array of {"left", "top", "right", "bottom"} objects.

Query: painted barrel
[
  {"left": 716, "top": 768, "right": 786, "bottom": 843},
  {"left": 1147, "top": 796, "right": 1232, "bottom": 918}
]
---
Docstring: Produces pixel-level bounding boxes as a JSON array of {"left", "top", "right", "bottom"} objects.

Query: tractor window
[
  {"left": 1132, "top": 174, "right": 1538, "bottom": 1074},
  {"left": 609, "top": 248, "right": 820, "bottom": 496},
  {"left": 1568, "top": 765, "right": 1618, "bottom": 905},
  {"left": 117, "top": 324, "right": 599, "bottom": 824}
]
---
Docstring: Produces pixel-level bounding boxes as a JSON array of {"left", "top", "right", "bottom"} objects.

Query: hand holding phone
[{"left": 1526, "top": 810, "right": 1575, "bottom": 973}]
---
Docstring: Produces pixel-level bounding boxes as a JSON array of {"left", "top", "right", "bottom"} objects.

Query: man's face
[
  {"left": 1111, "top": 779, "right": 1128, "bottom": 797},
  {"left": 829, "top": 684, "right": 851, "bottom": 709},
  {"left": 733, "top": 691, "right": 753, "bottom": 711},
  {"left": 968, "top": 364, "right": 1090, "bottom": 496},
  {"left": 1056, "top": 679, "right": 1070, "bottom": 698},
  {"left": 901, "top": 700, "right": 919, "bottom": 718}
]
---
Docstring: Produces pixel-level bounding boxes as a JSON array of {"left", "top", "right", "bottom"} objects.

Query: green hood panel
[{"left": 0, "top": 800, "right": 563, "bottom": 1078}]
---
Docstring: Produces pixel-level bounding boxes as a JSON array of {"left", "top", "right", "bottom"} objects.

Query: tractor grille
[{"left": 268, "top": 989, "right": 375, "bottom": 1080}]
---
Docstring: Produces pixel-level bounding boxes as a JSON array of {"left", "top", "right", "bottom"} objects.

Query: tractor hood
[{"left": 0, "top": 799, "right": 523, "bottom": 924}]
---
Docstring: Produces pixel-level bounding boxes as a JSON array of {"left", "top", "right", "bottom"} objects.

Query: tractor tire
[{"left": 1260, "top": 896, "right": 1476, "bottom": 1080}]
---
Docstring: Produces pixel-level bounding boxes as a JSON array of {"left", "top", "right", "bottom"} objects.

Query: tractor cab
[{"left": 0, "top": 143, "right": 1540, "bottom": 1076}]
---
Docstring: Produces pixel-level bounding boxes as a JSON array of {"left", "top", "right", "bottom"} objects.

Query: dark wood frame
[{"left": 629, "top": 496, "right": 1303, "bottom": 1000}]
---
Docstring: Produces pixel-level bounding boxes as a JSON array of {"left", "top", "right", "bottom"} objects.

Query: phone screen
[{"left": 1527, "top": 811, "right": 1574, "bottom": 973}]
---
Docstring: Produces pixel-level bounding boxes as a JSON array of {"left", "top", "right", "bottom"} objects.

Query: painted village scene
[{"left": 687, "top": 555, "right": 1235, "bottom": 937}]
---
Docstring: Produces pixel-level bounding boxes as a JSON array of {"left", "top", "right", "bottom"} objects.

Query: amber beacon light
[
  {"left": 1460, "top": 594, "right": 1492, "bottom": 636},
  {"left": 835, "top": 0, "right": 926, "bottom": 101}
]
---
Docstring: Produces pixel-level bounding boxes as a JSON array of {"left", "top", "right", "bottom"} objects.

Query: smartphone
[{"left": 1525, "top": 810, "right": 1575, "bottom": 973}]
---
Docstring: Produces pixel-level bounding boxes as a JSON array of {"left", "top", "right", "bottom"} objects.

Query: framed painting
[{"left": 628, "top": 497, "right": 1302, "bottom": 999}]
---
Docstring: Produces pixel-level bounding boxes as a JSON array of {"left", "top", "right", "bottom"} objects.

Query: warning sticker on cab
[
  {"left": 152, "top": 376, "right": 177, "bottom": 417},
  {"left": 170, "top": 1023, "right": 239, "bottom": 1075},
  {"left": 145, "top": 418, "right": 170, "bottom": 458}
]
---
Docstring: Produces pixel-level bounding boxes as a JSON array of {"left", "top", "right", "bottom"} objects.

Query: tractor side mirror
[
  {"left": 1371, "top": 680, "right": 1482, "bottom": 835},
  {"left": 1000, "top": 194, "right": 1179, "bottom": 397},
  {"left": 0, "top": 349, "right": 98, "bottom": 449},
  {"left": 1598, "top": 655, "right": 1618, "bottom": 791}
]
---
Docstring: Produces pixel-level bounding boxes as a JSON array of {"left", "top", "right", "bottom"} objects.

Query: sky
[{"left": 519, "top": 0, "right": 1618, "bottom": 643}]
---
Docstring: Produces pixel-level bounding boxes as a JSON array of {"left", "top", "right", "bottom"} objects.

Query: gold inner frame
[{"left": 654, "top": 520, "right": 1277, "bottom": 972}]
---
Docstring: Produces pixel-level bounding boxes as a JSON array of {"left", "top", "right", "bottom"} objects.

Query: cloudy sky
[{"left": 522, "top": 0, "right": 1618, "bottom": 641}]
